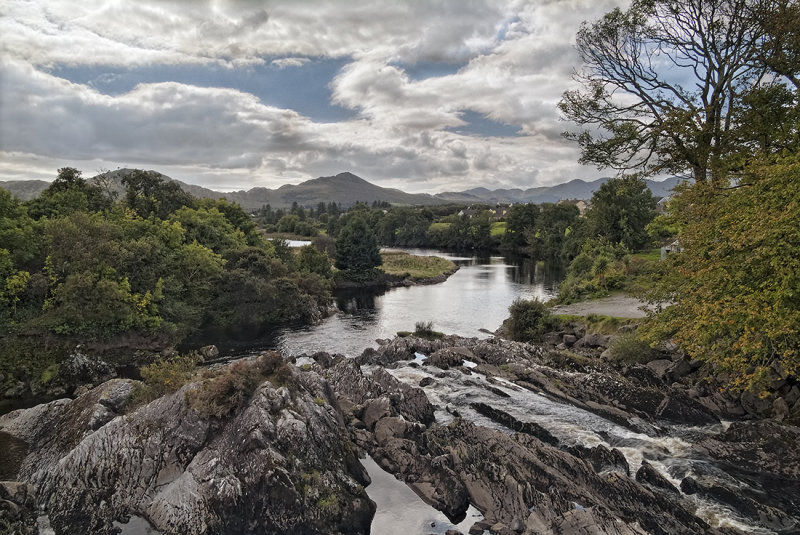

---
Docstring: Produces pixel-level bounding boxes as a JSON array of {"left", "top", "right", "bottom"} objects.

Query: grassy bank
[{"left": 380, "top": 250, "right": 456, "bottom": 280}]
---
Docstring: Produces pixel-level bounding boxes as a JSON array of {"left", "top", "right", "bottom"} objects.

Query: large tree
[
  {"left": 560, "top": 0, "right": 796, "bottom": 185},
  {"left": 334, "top": 216, "right": 382, "bottom": 273},
  {"left": 585, "top": 175, "right": 657, "bottom": 250}
]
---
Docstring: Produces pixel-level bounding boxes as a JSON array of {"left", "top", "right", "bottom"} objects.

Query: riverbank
[{"left": 549, "top": 294, "right": 652, "bottom": 318}]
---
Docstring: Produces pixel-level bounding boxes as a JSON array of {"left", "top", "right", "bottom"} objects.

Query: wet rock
[
  {"left": 740, "top": 390, "right": 773, "bottom": 417},
  {"left": 426, "top": 347, "right": 474, "bottom": 370},
  {"left": 470, "top": 402, "right": 559, "bottom": 446},
  {"left": 681, "top": 476, "right": 798, "bottom": 533},
  {"left": 563, "top": 334, "right": 577, "bottom": 347},
  {"left": 419, "top": 377, "right": 435, "bottom": 388},
  {"left": 0, "top": 481, "right": 37, "bottom": 535},
  {"left": 666, "top": 358, "right": 693, "bottom": 380},
  {"left": 635, "top": 461, "right": 678, "bottom": 495},
  {"left": 564, "top": 444, "right": 629, "bottom": 476},
  {"left": 695, "top": 420, "right": 800, "bottom": 480}
]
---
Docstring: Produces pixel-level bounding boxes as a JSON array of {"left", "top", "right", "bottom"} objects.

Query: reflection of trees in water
[
  {"left": 335, "top": 288, "right": 385, "bottom": 314},
  {"left": 507, "top": 256, "right": 565, "bottom": 287}
]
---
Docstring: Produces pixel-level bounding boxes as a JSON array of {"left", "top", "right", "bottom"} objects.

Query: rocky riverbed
[{"left": 1, "top": 334, "right": 798, "bottom": 534}]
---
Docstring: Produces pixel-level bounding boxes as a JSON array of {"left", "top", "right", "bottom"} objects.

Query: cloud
[
  {"left": 0, "top": 0, "right": 629, "bottom": 192},
  {"left": 270, "top": 57, "right": 311, "bottom": 69}
]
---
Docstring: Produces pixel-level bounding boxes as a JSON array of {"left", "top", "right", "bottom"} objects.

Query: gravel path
[{"left": 549, "top": 295, "right": 654, "bottom": 318}]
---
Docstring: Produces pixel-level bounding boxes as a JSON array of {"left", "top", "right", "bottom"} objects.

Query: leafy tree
[
  {"left": 27, "top": 167, "right": 110, "bottom": 218},
  {"left": 559, "top": 0, "right": 790, "bottom": 184},
  {"left": 122, "top": 169, "right": 194, "bottom": 219},
  {"left": 642, "top": 155, "right": 800, "bottom": 390},
  {"left": 503, "top": 203, "right": 539, "bottom": 250},
  {"left": 526, "top": 203, "right": 580, "bottom": 260},
  {"left": 585, "top": 175, "right": 657, "bottom": 250},
  {"left": 335, "top": 216, "right": 381, "bottom": 273}
]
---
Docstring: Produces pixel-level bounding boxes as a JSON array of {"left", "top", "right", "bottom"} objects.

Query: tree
[
  {"left": 335, "top": 216, "right": 382, "bottom": 273},
  {"left": 559, "top": 0, "right": 790, "bottom": 184},
  {"left": 585, "top": 175, "right": 657, "bottom": 250},
  {"left": 122, "top": 169, "right": 194, "bottom": 219},
  {"left": 642, "top": 155, "right": 800, "bottom": 391}
]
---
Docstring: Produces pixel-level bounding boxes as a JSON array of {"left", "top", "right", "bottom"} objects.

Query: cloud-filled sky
[{"left": 0, "top": 0, "right": 627, "bottom": 193}]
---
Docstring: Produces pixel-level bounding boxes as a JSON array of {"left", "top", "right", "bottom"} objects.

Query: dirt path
[{"left": 549, "top": 295, "right": 654, "bottom": 318}]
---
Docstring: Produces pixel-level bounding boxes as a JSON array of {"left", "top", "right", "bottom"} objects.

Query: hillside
[{"left": 0, "top": 171, "right": 685, "bottom": 210}]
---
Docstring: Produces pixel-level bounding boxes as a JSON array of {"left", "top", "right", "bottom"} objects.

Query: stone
[
  {"left": 645, "top": 359, "right": 673, "bottom": 379},
  {"left": 563, "top": 334, "right": 577, "bottom": 347},
  {"left": 635, "top": 461, "right": 678, "bottom": 495},
  {"left": 773, "top": 397, "right": 790, "bottom": 421},
  {"left": 419, "top": 377, "right": 435, "bottom": 388}
]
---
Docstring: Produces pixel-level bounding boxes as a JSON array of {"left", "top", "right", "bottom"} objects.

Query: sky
[{"left": 0, "top": 0, "right": 628, "bottom": 193}]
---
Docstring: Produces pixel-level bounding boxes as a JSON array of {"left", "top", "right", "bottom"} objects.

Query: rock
[
  {"left": 0, "top": 481, "right": 37, "bottom": 535},
  {"left": 695, "top": 420, "right": 800, "bottom": 480},
  {"left": 470, "top": 402, "right": 559, "bottom": 446},
  {"left": 666, "top": 358, "right": 693, "bottom": 380},
  {"left": 4, "top": 380, "right": 27, "bottom": 398},
  {"left": 740, "top": 390, "right": 773, "bottom": 417},
  {"left": 57, "top": 351, "right": 115, "bottom": 391},
  {"left": 565, "top": 444, "right": 629, "bottom": 476},
  {"left": 773, "top": 397, "right": 790, "bottom": 421},
  {"left": 574, "top": 333, "right": 610, "bottom": 349},
  {"left": 419, "top": 377, "right": 435, "bottom": 388},
  {"left": 635, "top": 462, "right": 678, "bottom": 495},
  {"left": 646, "top": 359, "right": 673, "bottom": 379},
  {"left": 197, "top": 345, "right": 219, "bottom": 360},
  {"left": 4, "top": 366, "right": 375, "bottom": 535},
  {"left": 681, "top": 476, "right": 798, "bottom": 533},
  {"left": 563, "top": 334, "right": 577, "bottom": 347},
  {"left": 785, "top": 385, "right": 800, "bottom": 407}
]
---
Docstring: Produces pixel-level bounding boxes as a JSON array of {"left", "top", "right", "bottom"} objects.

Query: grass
[
  {"left": 630, "top": 248, "right": 662, "bottom": 263},
  {"left": 380, "top": 250, "right": 455, "bottom": 279},
  {"left": 553, "top": 313, "right": 636, "bottom": 334},
  {"left": 490, "top": 221, "right": 507, "bottom": 237},
  {"left": 428, "top": 222, "right": 451, "bottom": 232}
]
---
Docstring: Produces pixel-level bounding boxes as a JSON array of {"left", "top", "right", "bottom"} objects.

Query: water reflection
[{"left": 279, "top": 250, "right": 561, "bottom": 357}]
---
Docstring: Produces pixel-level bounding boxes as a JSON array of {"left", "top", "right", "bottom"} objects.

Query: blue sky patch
[
  {"left": 48, "top": 57, "right": 355, "bottom": 123},
  {"left": 448, "top": 110, "right": 522, "bottom": 137}
]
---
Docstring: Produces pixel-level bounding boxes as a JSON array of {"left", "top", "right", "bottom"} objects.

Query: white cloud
[{"left": 0, "top": 0, "right": 630, "bottom": 192}]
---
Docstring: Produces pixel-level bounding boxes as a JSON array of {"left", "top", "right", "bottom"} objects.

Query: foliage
[
  {"left": 585, "top": 175, "right": 657, "bottom": 250},
  {"left": 186, "top": 352, "right": 293, "bottom": 418},
  {"left": 131, "top": 353, "right": 200, "bottom": 407},
  {"left": 506, "top": 298, "right": 561, "bottom": 343},
  {"left": 525, "top": 203, "right": 581, "bottom": 261},
  {"left": 412, "top": 320, "right": 443, "bottom": 339},
  {"left": 335, "top": 216, "right": 382, "bottom": 273},
  {"left": 606, "top": 331, "right": 660, "bottom": 365},
  {"left": 642, "top": 155, "right": 800, "bottom": 390},
  {"left": 1, "top": 168, "right": 335, "bottom": 384},
  {"left": 560, "top": 0, "right": 795, "bottom": 184},
  {"left": 558, "top": 239, "right": 631, "bottom": 303}
]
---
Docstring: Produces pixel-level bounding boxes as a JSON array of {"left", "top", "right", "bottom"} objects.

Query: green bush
[
  {"left": 606, "top": 332, "right": 659, "bottom": 365},
  {"left": 506, "top": 298, "right": 560, "bottom": 343}
]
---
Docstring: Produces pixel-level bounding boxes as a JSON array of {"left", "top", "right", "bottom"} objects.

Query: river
[{"left": 278, "top": 250, "right": 561, "bottom": 357}]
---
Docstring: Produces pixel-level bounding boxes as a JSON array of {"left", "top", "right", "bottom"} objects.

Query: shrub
[
  {"left": 128, "top": 353, "right": 199, "bottom": 409},
  {"left": 606, "top": 332, "right": 659, "bottom": 365},
  {"left": 506, "top": 298, "right": 560, "bottom": 343}
]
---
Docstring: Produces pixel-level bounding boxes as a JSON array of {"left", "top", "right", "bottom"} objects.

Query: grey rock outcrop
[{"left": 0, "top": 366, "right": 375, "bottom": 535}]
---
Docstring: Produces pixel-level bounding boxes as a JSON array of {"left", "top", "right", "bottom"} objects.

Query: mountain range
[{"left": 0, "top": 170, "right": 685, "bottom": 211}]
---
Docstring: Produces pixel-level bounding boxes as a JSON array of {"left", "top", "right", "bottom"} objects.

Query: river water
[{"left": 278, "top": 250, "right": 561, "bottom": 357}]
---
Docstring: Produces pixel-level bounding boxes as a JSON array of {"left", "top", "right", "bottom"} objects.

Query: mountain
[{"left": 0, "top": 171, "right": 686, "bottom": 210}]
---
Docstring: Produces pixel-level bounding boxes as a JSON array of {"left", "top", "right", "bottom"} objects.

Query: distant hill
[
  {"left": 435, "top": 176, "right": 686, "bottom": 204},
  {"left": 0, "top": 171, "right": 686, "bottom": 210}
]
